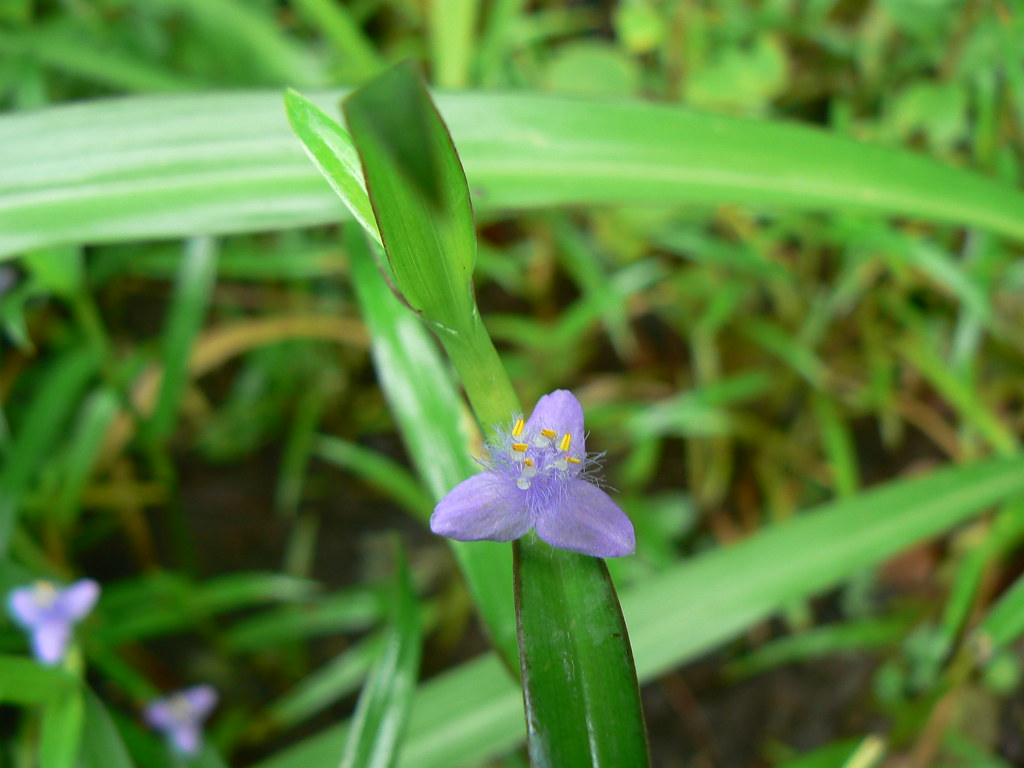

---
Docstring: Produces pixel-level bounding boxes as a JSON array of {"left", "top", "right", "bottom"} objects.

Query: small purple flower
[
  {"left": 7, "top": 579, "right": 100, "bottom": 665},
  {"left": 145, "top": 685, "right": 218, "bottom": 756},
  {"left": 431, "top": 389, "right": 635, "bottom": 557}
]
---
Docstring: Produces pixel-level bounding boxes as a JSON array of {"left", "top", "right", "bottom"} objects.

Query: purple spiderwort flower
[
  {"left": 145, "top": 685, "right": 218, "bottom": 756},
  {"left": 431, "top": 389, "right": 635, "bottom": 557},
  {"left": 7, "top": 578, "right": 99, "bottom": 665}
]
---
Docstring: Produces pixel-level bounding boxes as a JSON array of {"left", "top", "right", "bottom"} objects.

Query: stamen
[
  {"left": 540, "top": 429, "right": 557, "bottom": 438},
  {"left": 532, "top": 434, "right": 551, "bottom": 448},
  {"left": 516, "top": 478, "right": 531, "bottom": 490},
  {"left": 512, "top": 443, "right": 528, "bottom": 452},
  {"left": 512, "top": 419, "right": 524, "bottom": 437},
  {"left": 559, "top": 433, "right": 572, "bottom": 452},
  {"left": 521, "top": 464, "right": 537, "bottom": 479},
  {"left": 566, "top": 457, "right": 581, "bottom": 464},
  {"left": 552, "top": 457, "right": 568, "bottom": 471},
  {"left": 524, "top": 458, "right": 534, "bottom": 467}
]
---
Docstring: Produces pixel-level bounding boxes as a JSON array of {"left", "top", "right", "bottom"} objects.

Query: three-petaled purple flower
[
  {"left": 7, "top": 578, "right": 99, "bottom": 665},
  {"left": 431, "top": 390, "right": 635, "bottom": 557},
  {"left": 145, "top": 685, "right": 218, "bottom": 756}
]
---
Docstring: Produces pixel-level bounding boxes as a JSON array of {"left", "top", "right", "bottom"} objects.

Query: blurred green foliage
[{"left": 2, "top": 0, "right": 1024, "bottom": 767}]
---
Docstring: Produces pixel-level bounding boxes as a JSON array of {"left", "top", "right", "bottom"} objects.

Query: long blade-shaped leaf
[
  {"left": 0, "top": 347, "right": 98, "bottom": 555},
  {"left": 343, "top": 62, "right": 477, "bottom": 334},
  {"left": 339, "top": 540, "right": 420, "bottom": 768},
  {"left": 347, "top": 227, "right": 519, "bottom": 670},
  {"left": 0, "top": 657, "right": 85, "bottom": 768},
  {"left": 283, "top": 89, "right": 381, "bottom": 247},
  {"left": 41, "top": 685, "right": 84, "bottom": 768},
  {"left": 515, "top": 542, "right": 648, "bottom": 767},
  {"left": 78, "top": 689, "right": 136, "bottom": 768},
  {"left": 146, "top": 236, "right": 218, "bottom": 441},
  {"left": 3, "top": 91, "right": 1024, "bottom": 259}
]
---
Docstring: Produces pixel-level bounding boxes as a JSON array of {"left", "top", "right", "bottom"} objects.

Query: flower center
[
  {"left": 33, "top": 581, "right": 58, "bottom": 607},
  {"left": 508, "top": 418, "right": 579, "bottom": 491},
  {"left": 170, "top": 694, "right": 195, "bottom": 724}
]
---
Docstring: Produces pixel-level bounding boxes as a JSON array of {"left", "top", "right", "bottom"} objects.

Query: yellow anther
[
  {"left": 566, "top": 457, "right": 581, "bottom": 464},
  {"left": 559, "top": 433, "right": 572, "bottom": 452},
  {"left": 540, "top": 428, "right": 557, "bottom": 438},
  {"left": 524, "top": 458, "right": 534, "bottom": 467},
  {"left": 512, "top": 443, "right": 528, "bottom": 452},
  {"left": 512, "top": 418, "right": 524, "bottom": 437}
]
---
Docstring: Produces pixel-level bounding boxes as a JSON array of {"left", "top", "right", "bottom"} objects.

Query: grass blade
[
  {"left": 146, "top": 236, "right": 218, "bottom": 442},
  {"left": 0, "top": 347, "right": 98, "bottom": 555},
  {"left": 291, "top": 0, "right": 383, "bottom": 79},
  {"left": 78, "top": 688, "right": 136, "bottom": 768},
  {"left": 347, "top": 226, "right": 518, "bottom": 670},
  {"left": 428, "top": 0, "right": 479, "bottom": 88},
  {"left": 977, "top": 571, "right": 1024, "bottom": 653},
  {"left": 284, "top": 89, "right": 381, "bottom": 247},
  {"left": 263, "top": 635, "right": 381, "bottom": 732},
  {"left": 315, "top": 436, "right": 434, "bottom": 521},
  {"left": 40, "top": 685, "right": 84, "bottom": 768},
  {"left": 339, "top": 540, "right": 420, "bottom": 768},
  {"left": 4, "top": 90, "right": 1024, "bottom": 258},
  {"left": 342, "top": 62, "right": 478, "bottom": 334},
  {"left": 515, "top": 541, "right": 649, "bottom": 767}
]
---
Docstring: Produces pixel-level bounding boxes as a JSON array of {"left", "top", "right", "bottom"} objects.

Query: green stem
[{"left": 438, "top": 311, "right": 521, "bottom": 433}]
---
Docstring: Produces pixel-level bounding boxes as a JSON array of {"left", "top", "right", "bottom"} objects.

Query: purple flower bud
[
  {"left": 431, "top": 389, "right": 636, "bottom": 557},
  {"left": 145, "top": 685, "right": 218, "bottom": 756},
  {"left": 7, "top": 578, "right": 100, "bottom": 665}
]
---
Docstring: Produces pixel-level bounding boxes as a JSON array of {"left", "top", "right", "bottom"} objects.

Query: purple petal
[
  {"left": 170, "top": 723, "right": 202, "bottom": 755},
  {"left": 183, "top": 685, "right": 218, "bottom": 719},
  {"left": 145, "top": 700, "right": 175, "bottom": 729},
  {"left": 431, "top": 472, "right": 533, "bottom": 542},
  {"left": 56, "top": 579, "right": 99, "bottom": 622},
  {"left": 31, "top": 621, "right": 71, "bottom": 665},
  {"left": 8, "top": 587, "right": 46, "bottom": 628},
  {"left": 524, "top": 390, "right": 586, "bottom": 458},
  {"left": 534, "top": 479, "right": 635, "bottom": 558}
]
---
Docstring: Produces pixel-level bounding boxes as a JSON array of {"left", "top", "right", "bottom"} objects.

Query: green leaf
[
  {"left": 4, "top": 90, "right": 1024, "bottom": 258},
  {"left": 343, "top": 63, "right": 477, "bottom": 333},
  {"left": 0, "top": 346, "right": 98, "bottom": 555},
  {"left": 78, "top": 688, "right": 136, "bottom": 768},
  {"left": 347, "top": 225, "right": 518, "bottom": 671},
  {"left": 315, "top": 436, "right": 434, "bottom": 521},
  {"left": 264, "top": 635, "right": 381, "bottom": 732},
  {"left": 40, "top": 684, "right": 84, "bottom": 768},
  {"left": 146, "top": 236, "right": 218, "bottom": 442},
  {"left": 0, "top": 657, "right": 85, "bottom": 768},
  {"left": 339, "top": 540, "right": 420, "bottom": 768},
  {"left": 222, "top": 587, "right": 381, "bottom": 652},
  {"left": 776, "top": 738, "right": 863, "bottom": 768},
  {"left": 254, "top": 454, "right": 1024, "bottom": 768},
  {"left": 290, "top": 0, "right": 383, "bottom": 79},
  {"left": 726, "top": 617, "right": 906, "bottom": 678},
  {"left": 977, "top": 570, "right": 1024, "bottom": 653},
  {"left": 428, "top": 0, "right": 479, "bottom": 89},
  {"left": 51, "top": 387, "right": 120, "bottom": 527},
  {"left": 283, "top": 89, "right": 381, "bottom": 247},
  {"left": 0, "top": 655, "right": 75, "bottom": 705},
  {"left": 0, "top": 27, "right": 200, "bottom": 93},
  {"left": 515, "top": 541, "right": 649, "bottom": 767},
  {"left": 96, "top": 571, "right": 317, "bottom": 645}
]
